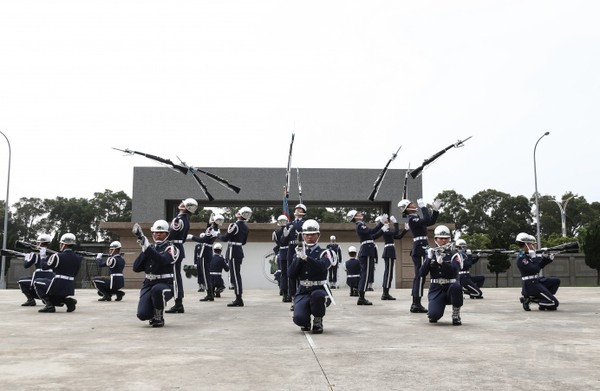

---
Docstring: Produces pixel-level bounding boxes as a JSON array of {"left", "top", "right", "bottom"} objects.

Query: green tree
[
  {"left": 435, "top": 190, "right": 469, "bottom": 231},
  {"left": 10, "top": 197, "right": 46, "bottom": 242},
  {"left": 44, "top": 197, "right": 97, "bottom": 243},
  {"left": 90, "top": 190, "right": 132, "bottom": 242},
  {"left": 580, "top": 220, "right": 600, "bottom": 285}
]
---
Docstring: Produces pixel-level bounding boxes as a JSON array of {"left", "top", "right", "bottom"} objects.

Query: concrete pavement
[{"left": 1, "top": 287, "right": 600, "bottom": 391}]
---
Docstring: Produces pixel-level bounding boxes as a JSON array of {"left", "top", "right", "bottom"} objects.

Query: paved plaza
[{"left": 1, "top": 287, "right": 599, "bottom": 390}]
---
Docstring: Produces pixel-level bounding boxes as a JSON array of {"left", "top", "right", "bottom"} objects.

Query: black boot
[
  {"left": 282, "top": 294, "right": 292, "bottom": 303},
  {"left": 452, "top": 306, "right": 462, "bottom": 326},
  {"left": 312, "top": 316, "right": 323, "bottom": 334},
  {"left": 115, "top": 291, "right": 125, "bottom": 301},
  {"left": 381, "top": 288, "right": 396, "bottom": 301},
  {"left": 64, "top": 298, "right": 77, "bottom": 312},
  {"left": 357, "top": 291, "right": 372, "bottom": 306},
  {"left": 38, "top": 304, "right": 56, "bottom": 313},
  {"left": 199, "top": 295, "right": 214, "bottom": 302},
  {"left": 98, "top": 295, "right": 111, "bottom": 301},
  {"left": 410, "top": 297, "right": 427, "bottom": 313},
  {"left": 165, "top": 301, "right": 185, "bottom": 313},
  {"left": 21, "top": 298, "right": 36, "bottom": 306},
  {"left": 520, "top": 296, "right": 531, "bottom": 311},
  {"left": 227, "top": 295, "right": 244, "bottom": 307},
  {"left": 151, "top": 308, "right": 165, "bottom": 327}
]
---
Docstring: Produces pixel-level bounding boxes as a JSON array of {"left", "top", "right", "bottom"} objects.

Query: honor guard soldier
[
  {"left": 346, "top": 210, "right": 387, "bottom": 305},
  {"left": 283, "top": 204, "right": 308, "bottom": 305},
  {"left": 189, "top": 213, "right": 224, "bottom": 302},
  {"left": 17, "top": 234, "right": 54, "bottom": 307},
  {"left": 344, "top": 246, "right": 360, "bottom": 297},
  {"left": 289, "top": 219, "right": 335, "bottom": 334},
  {"left": 380, "top": 216, "right": 408, "bottom": 300},
  {"left": 326, "top": 235, "right": 343, "bottom": 289},
  {"left": 92, "top": 241, "right": 126, "bottom": 302},
  {"left": 133, "top": 220, "right": 177, "bottom": 327},
  {"left": 209, "top": 243, "right": 229, "bottom": 298},
  {"left": 165, "top": 198, "right": 197, "bottom": 314},
  {"left": 515, "top": 233, "right": 560, "bottom": 311},
  {"left": 398, "top": 198, "right": 441, "bottom": 313},
  {"left": 272, "top": 214, "right": 292, "bottom": 302},
  {"left": 455, "top": 239, "right": 485, "bottom": 299},
  {"left": 219, "top": 206, "right": 251, "bottom": 307},
  {"left": 419, "top": 225, "right": 463, "bottom": 325},
  {"left": 34, "top": 233, "right": 82, "bottom": 313}
]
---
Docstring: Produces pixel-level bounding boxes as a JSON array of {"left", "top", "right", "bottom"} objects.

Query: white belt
[
  {"left": 413, "top": 236, "right": 427, "bottom": 241},
  {"left": 145, "top": 273, "right": 174, "bottom": 281},
  {"left": 112, "top": 273, "right": 124, "bottom": 277},
  {"left": 347, "top": 274, "right": 360, "bottom": 278},
  {"left": 201, "top": 243, "right": 213, "bottom": 247},
  {"left": 289, "top": 240, "right": 297, "bottom": 245},
  {"left": 55, "top": 275, "right": 74, "bottom": 281},
  {"left": 361, "top": 240, "right": 374, "bottom": 245},
  {"left": 384, "top": 243, "right": 395, "bottom": 248},
  {"left": 522, "top": 274, "right": 539, "bottom": 280},
  {"left": 210, "top": 272, "right": 221, "bottom": 275},
  {"left": 172, "top": 240, "right": 184, "bottom": 244},
  {"left": 430, "top": 278, "right": 456, "bottom": 284},
  {"left": 458, "top": 271, "right": 470, "bottom": 275},
  {"left": 279, "top": 246, "right": 288, "bottom": 250},
  {"left": 229, "top": 242, "right": 243, "bottom": 246},
  {"left": 299, "top": 280, "right": 327, "bottom": 287}
]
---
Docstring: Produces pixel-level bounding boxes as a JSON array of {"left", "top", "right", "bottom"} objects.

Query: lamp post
[
  {"left": 533, "top": 131, "right": 550, "bottom": 248},
  {"left": 553, "top": 196, "right": 574, "bottom": 237},
  {"left": 0, "top": 130, "right": 11, "bottom": 289}
]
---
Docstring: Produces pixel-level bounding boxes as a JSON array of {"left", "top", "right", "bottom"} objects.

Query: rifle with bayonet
[
  {"left": 368, "top": 145, "right": 401, "bottom": 201},
  {"left": 474, "top": 242, "right": 579, "bottom": 256},
  {"left": 282, "top": 133, "right": 295, "bottom": 218},
  {"left": 410, "top": 136, "right": 472, "bottom": 179}
]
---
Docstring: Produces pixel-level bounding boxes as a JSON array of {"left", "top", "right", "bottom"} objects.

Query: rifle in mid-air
[
  {"left": 410, "top": 136, "right": 472, "bottom": 179},
  {"left": 368, "top": 145, "right": 401, "bottom": 201},
  {"left": 282, "top": 133, "right": 295, "bottom": 219}
]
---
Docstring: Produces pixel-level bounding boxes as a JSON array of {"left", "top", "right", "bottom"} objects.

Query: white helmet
[
  {"left": 330, "top": 235, "right": 336, "bottom": 241},
  {"left": 294, "top": 204, "right": 307, "bottom": 215},
  {"left": 181, "top": 198, "right": 198, "bottom": 213},
  {"left": 276, "top": 214, "right": 289, "bottom": 227},
  {"left": 213, "top": 242, "right": 223, "bottom": 251},
  {"left": 434, "top": 225, "right": 451, "bottom": 238},
  {"left": 212, "top": 214, "right": 225, "bottom": 226},
  {"left": 36, "top": 234, "right": 52, "bottom": 243},
  {"left": 238, "top": 206, "right": 252, "bottom": 220},
  {"left": 398, "top": 199, "right": 411, "bottom": 214},
  {"left": 302, "top": 219, "right": 320, "bottom": 235},
  {"left": 348, "top": 245, "right": 357, "bottom": 254},
  {"left": 346, "top": 210, "right": 358, "bottom": 222},
  {"left": 59, "top": 233, "right": 77, "bottom": 245},
  {"left": 516, "top": 232, "right": 536, "bottom": 244},
  {"left": 151, "top": 219, "right": 170, "bottom": 233},
  {"left": 109, "top": 241, "right": 122, "bottom": 249},
  {"left": 455, "top": 239, "right": 467, "bottom": 248}
]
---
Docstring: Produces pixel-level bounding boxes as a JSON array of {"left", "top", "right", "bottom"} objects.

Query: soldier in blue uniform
[
  {"left": 283, "top": 204, "right": 307, "bottom": 306},
  {"left": 219, "top": 206, "right": 251, "bottom": 307},
  {"left": 455, "top": 239, "right": 485, "bottom": 299},
  {"left": 272, "top": 214, "right": 291, "bottom": 302},
  {"left": 326, "top": 235, "right": 343, "bottom": 289},
  {"left": 346, "top": 210, "right": 387, "bottom": 306},
  {"left": 419, "top": 225, "right": 463, "bottom": 325},
  {"left": 133, "top": 219, "right": 177, "bottom": 327},
  {"left": 92, "top": 241, "right": 126, "bottom": 302},
  {"left": 398, "top": 198, "right": 441, "bottom": 313},
  {"left": 209, "top": 242, "right": 229, "bottom": 298},
  {"left": 344, "top": 246, "right": 360, "bottom": 297},
  {"left": 515, "top": 232, "right": 560, "bottom": 311},
  {"left": 189, "top": 213, "right": 224, "bottom": 302},
  {"left": 17, "top": 234, "right": 54, "bottom": 307},
  {"left": 165, "top": 198, "right": 197, "bottom": 314},
  {"left": 34, "top": 233, "right": 82, "bottom": 313},
  {"left": 289, "top": 219, "right": 335, "bottom": 334},
  {"left": 380, "top": 216, "right": 408, "bottom": 300}
]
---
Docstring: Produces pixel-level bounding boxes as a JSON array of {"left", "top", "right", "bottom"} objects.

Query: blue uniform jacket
[
  {"left": 219, "top": 220, "right": 249, "bottom": 260},
  {"left": 355, "top": 221, "right": 384, "bottom": 258},
  {"left": 42, "top": 249, "right": 82, "bottom": 297},
  {"left": 289, "top": 244, "right": 332, "bottom": 294},
  {"left": 96, "top": 254, "right": 126, "bottom": 290},
  {"left": 133, "top": 241, "right": 178, "bottom": 286},
  {"left": 408, "top": 207, "right": 439, "bottom": 257},
  {"left": 381, "top": 222, "right": 408, "bottom": 258}
]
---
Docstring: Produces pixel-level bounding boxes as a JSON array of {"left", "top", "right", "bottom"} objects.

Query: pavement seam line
[{"left": 303, "top": 332, "right": 334, "bottom": 390}]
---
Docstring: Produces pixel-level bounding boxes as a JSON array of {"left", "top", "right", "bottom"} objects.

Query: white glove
[
  {"left": 390, "top": 216, "right": 397, "bottom": 224},
  {"left": 466, "top": 249, "right": 472, "bottom": 255},
  {"left": 381, "top": 224, "right": 390, "bottom": 232},
  {"left": 528, "top": 250, "right": 536, "bottom": 258},
  {"left": 432, "top": 199, "right": 443, "bottom": 211},
  {"left": 404, "top": 222, "right": 410, "bottom": 231},
  {"left": 25, "top": 253, "right": 34, "bottom": 262},
  {"left": 295, "top": 248, "right": 307, "bottom": 260},
  {"left": 380, "top": 213, "right": 388, "bottom": 223},
  {"left": 542, "top": 252, "right": 555, "bottom": 261},
  {"left": 417, "top": 198, "right": 426, "bottom": 208},
  {"left": 199, "top": 233, "right": 206, "bottom": 238},
  {"left": 39, "top": 247, "right": 47, "bottom": 258},
  {"left": 137, "top": 236, "right": 150, "bottom": 251},
  {"left": 186, "top": 234, "right": 193, "bottom": 241},
  {"left": 96, "top": 252, "right": 103, "bottom": 261},
  {"left": 427, "top": 248, "right": 435, "bottom": 259},
  {"left": 283, "top": 226, "right": 292, "bottom": 237},
  {"left": 436, "top": 253, "right": 444, "bottom": 264},
  {"left": 211, "top": 229, "right": 220, "bottom": 238}
]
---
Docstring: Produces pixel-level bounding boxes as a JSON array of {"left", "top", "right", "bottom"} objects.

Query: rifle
[
  {"left": 401, "top": 163, "right": 411, "bottom": 199},
  {"left": 113, "top": 147, "right": 241, "bottom": 201},
  {"left": 410, "top": 136, "right": 472, "bottom": 179},
  {"left": 15, "top": 240, "right": 57, "bottom": 255},
  {"left": 1, "top": 248, "right": 26, "bottom": 258},
  {"left": 473, "top": 248, "right": 516, "bottom": 256},
  {"left": 296, "top": 167, "right": 303, "bottom": 204},
  {"left": 282, "top": 133, "right": 295, "bottom": 219},
  {"left": 537, "top": 242, "right": 579, "bottom": 254},
  {"left": 368, "top": 145, "right": 401, "bottom": 201}
]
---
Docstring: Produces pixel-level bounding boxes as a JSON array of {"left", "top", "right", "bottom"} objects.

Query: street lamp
[
  {"left": 553, "top": 196, "right": 574, "bottom": 237},
  {"left": 0, "top": 130, "right": 11, "bottom": 289},
  {"left": 533, "top": 131, "right": 550, "bottom": 247}
]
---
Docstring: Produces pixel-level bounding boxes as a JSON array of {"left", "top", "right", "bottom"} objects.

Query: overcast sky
[{"left": 1, "top": 1, "right": 598, "bottom": 209}]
